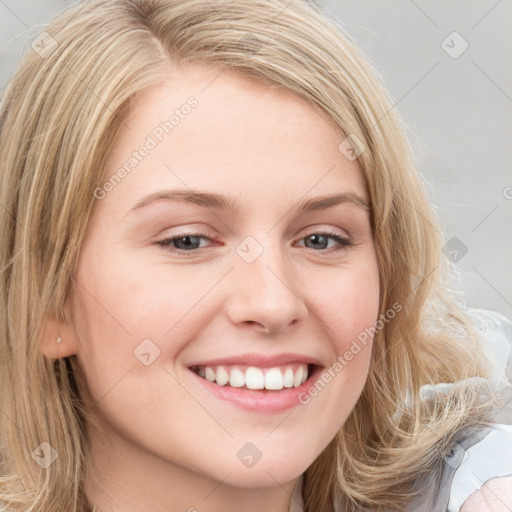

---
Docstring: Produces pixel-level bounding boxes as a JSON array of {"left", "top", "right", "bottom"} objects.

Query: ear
[{"left": 40, "top": 304, "right": 81, "bottom": 359}]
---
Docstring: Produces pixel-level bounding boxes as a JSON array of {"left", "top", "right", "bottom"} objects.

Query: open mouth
[{"left": 189, "top": 363, "right": 320, "bottom": 391}]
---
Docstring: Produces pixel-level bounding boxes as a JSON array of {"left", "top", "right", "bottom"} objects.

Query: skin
[
  {"left": 42, "top": 64, "right": 381, "bottom": 512},
  {"left": 460, "top": 477, "right": 512, "bottom": 511}
]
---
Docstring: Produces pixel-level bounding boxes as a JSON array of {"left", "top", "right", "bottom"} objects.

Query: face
[{"left": 65, "top": 64, "right": 380, "bottom": 490}]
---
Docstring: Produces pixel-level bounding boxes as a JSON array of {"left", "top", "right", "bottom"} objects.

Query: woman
[{"left": 0, "top": 0, "right": 510, "bottom": 510}]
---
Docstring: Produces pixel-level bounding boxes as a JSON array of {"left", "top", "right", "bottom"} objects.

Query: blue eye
[
  {"left": 156, "top": 231, "right": 352, "bottom": 254},
  {"left": 157, "top": 233, "right": 212, "bottom": 252},
  {"left": 298, "top": 233, "right": 352, "bottom": 251}
]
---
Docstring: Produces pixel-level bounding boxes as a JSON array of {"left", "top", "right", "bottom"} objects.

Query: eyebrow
[{"left": 126, "top": 189, "right": 371, "bottom": 216}]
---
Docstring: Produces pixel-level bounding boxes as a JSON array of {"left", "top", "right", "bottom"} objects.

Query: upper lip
[{"left": 187, "top": 352, "right": 323, "bottom": 368}]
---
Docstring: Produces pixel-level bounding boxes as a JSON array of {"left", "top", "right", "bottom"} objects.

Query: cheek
[
  {"left": 70, "top": 245, "right": 223, "bottom": 400},
  {"left": 311, "top": 259, "right": 380, "bottom": 348},
  {"left": 298, "top": 258, "right": 380, "bottom": 415},
  {"left": 78, "top": 244, "right": 217, "bottom": 334}
]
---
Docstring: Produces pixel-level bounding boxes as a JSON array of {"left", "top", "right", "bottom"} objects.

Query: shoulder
[
  {"left": 446, "top": 423, "right": 512, "bottom": 512},
  {"left": 460, "top": 476, "right": 512, "bottom": 511}
]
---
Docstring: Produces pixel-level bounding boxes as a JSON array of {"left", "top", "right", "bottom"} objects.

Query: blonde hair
[{"left": 0, "top": 0, "right": 496, "bottom": 510}]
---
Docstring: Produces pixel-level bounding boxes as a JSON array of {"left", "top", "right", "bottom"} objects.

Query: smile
[{"left": 190, "top": 363, "right": 312, "bottom": 391}]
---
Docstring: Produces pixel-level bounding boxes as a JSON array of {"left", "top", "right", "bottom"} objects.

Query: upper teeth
[{"left": 194, "top": 364, "right": 309, "bottom": 390}]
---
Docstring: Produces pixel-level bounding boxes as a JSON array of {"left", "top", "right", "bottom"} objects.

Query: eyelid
[
  {"left": 155, "top": 230, "right": 214, "bottom": 253},
  {"left": 155, "top": 226, "right": 353, "bottom": 255},
  {"left": 293, "top": 228, "right": 353, "bottom": 250},
  {"left": 296, "top": 224, "right": 351, "bottom": 241},
  {"left": 298, "top": 226, "right": 348, "bottom": 239}
]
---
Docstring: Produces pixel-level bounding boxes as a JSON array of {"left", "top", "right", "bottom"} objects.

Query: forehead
[{"left": 100, "top": 63, "right": 367, "bottom": 216}]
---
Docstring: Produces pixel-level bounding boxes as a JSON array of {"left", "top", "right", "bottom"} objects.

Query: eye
[
  {"left": 155, "top": 230, "right": 352, "bottom": 255},
  {"left": 295, "top": 231, "right": 353, "bottom": 251},
  {"left": 156, "top": 232, "right": 213, "bottom": 253}
]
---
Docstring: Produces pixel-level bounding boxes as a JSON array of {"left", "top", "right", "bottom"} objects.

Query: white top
[
  {"left": 287, "top": 422, "right": 512, "bottom": 512},
  {"left": 1, "top": 309, "right": 511, "bottom": 511},
  {"left": 447, "top": 423, "right": 512, "bottom": 511}
]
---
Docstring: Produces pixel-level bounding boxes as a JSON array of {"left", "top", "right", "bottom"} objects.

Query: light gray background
[{"left": 1, "top": 0, "right": 511, "bottom": 319}]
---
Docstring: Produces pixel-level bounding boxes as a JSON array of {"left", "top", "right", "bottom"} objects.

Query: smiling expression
[{"left": 66, "top": 63, "right": 380, "bottom": 489}]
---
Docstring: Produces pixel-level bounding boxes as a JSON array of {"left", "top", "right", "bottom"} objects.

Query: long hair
[{"left": 0, "top": 1, "right": 496, "bottom": 510}]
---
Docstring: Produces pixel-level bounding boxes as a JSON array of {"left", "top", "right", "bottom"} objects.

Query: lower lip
[{"left": 189, "top": 365, "right": 323, "bottom": 412}]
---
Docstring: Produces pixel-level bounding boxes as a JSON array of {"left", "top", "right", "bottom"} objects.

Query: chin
[{"left": 221, "top": 463, "right": 306, "bottom": 488}]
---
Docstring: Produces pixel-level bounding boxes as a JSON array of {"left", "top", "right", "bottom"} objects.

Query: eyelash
[{"left": 156, "top": 230, "right": 353, "bottom": 255}]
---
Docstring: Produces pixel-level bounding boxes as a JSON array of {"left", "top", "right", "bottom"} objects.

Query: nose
[{"left": 225, "top": 245, "right": 308, "bottom": 335}]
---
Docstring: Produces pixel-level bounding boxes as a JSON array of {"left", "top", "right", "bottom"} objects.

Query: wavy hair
[{"left": 0, "top": 0, "right": 496, "bottom": 510}]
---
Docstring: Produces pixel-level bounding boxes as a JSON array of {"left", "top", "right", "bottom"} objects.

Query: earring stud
[{"left": 56, "top": 336, "right": 62, "bottom": 343}]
